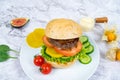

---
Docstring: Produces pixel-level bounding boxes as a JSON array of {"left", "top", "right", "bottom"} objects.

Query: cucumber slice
[
  {"left": 85, "top": 45, "right": 94, "bottom": 54},
  {"left": 83, "top": 42, "right": 90, "bottom": 48},
  {"left": 79, "top": 54, "right": 92, "bottom": 64},
  {"left": 79, "top": 36, "right": 88, "bottom": 44}
]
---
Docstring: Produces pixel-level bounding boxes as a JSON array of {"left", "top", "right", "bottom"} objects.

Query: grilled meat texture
[{"left": 48, "top": 38, "right": 79, "bottom": 50}]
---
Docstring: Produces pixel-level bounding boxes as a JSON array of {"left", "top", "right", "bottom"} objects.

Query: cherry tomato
[
  {"left": 34, "top": 55, "right": 45, "bottom": 67},
  {"left": 40, "top": 63, "right": 52, "bottom": 74},
  {"left": 54, "top": 42, "right": 82, "bottom": 56}
]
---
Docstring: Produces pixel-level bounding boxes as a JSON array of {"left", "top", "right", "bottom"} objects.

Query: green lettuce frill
[{"left": 41, "top": 45, "right": 85, "bottom": 64}]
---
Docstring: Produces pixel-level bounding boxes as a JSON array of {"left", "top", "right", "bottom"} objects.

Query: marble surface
[{"left": 0, "top": 0, "right": 120, "bottom": 80}]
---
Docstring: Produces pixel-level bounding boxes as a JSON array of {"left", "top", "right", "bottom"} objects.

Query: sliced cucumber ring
[
  {"left": 85, "top": 45, "right": 94, "bottom": 54},
  {"left": 83, "top": 42, "right": 90, "bottom": 48},
  {"left": 79, "top": 36, "right": 88, "bottom": 44},
  {"left": 79, "top": 54, "right": 92, "bottom": 64}
]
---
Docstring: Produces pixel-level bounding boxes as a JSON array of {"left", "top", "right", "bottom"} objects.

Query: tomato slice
[
  {"left": 54, "top": 42, "right": 82, "bottom": 56},
  {"left": 43, "top": 35, "right": 82, "bottom": 56},
  {"left": 43, "top": 36, "right": 54, "bottom": 47}
]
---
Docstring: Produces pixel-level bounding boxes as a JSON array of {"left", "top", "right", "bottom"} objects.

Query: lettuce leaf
[{"left": 40, "top": 45, "right": 84, "bottom": 64}]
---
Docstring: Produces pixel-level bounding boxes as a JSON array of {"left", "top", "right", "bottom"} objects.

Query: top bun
[{"left": 45, "top": 18, "right": 82, "bottom": 39}]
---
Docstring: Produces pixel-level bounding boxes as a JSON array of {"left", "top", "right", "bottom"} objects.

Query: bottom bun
[{"left": 45, "top": 59, "right": 77, "bottom": 68}]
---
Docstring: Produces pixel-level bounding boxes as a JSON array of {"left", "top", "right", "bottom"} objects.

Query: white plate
[{"left": 20, "top": 35, "right": 100, "bottom": 80}]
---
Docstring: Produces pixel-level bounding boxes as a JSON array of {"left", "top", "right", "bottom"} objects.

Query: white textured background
[{"left": 0, "top": 0, "right": 120, "bottom": 80}]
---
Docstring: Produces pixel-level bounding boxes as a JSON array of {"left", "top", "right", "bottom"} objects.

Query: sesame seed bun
[
  {"left": 45, "top": 18, "right": 82, "bottom": 39},
  {"left": 45, "top": 59, "right": 77, "bottom": 68}
]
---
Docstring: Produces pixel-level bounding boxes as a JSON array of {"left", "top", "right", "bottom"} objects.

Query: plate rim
[{"left": 20, "top": 34, "right": 100, "bottom": 80}]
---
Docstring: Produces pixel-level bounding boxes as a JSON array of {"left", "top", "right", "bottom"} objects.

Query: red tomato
[
  {"left": 34, "top": 55, "right": 45, "bottom": 67},
  {"left": 40, "top": 63, "right": 52, "bottom": 74},
  {"left": 54, "top": 42, "right": 82, "bottom": 56},
  {"left": 43, "top": 36, "right": 54, "bottom": 47}
]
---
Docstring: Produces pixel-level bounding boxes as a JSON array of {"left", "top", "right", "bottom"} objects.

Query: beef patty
[{"left": 48, "top": 38, "right": 79, "bottom": 50}]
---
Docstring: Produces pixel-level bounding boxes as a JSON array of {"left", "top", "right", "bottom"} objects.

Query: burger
[{"left": 41, "top": 18, "right": 82, "bottom": 68}]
